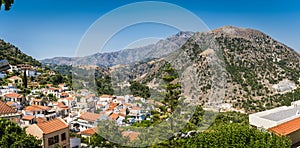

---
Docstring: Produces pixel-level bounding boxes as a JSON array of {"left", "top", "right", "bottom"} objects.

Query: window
[
  {"left": 61, "top": 133, "right": 66, "bottom": 141},
  {"left": 54, "top": 135, "right": 59, "bottom": 143},
  {"left": 48, "top": 135, "right": 59, "bottom": 146},
  {"left": 48, "top": 137, "right": 54, "bottom": 146}
]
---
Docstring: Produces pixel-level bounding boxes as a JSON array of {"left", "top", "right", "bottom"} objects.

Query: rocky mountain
[
  {"left": 0, "top": 39, "right": 41, "bottom": 66},
  {"left": 41, "top": 31, "right": 194, "bottom": 66},
  {"left": 109, "top": 26, "right": 300, "bottom": 113},
  {"left": 46, "top": 26, "right": 300, "bottom": 113}
]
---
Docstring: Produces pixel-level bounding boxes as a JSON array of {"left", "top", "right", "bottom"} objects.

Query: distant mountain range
[{"left": 40, "top": 31, "right": 194, "bottom": 66}]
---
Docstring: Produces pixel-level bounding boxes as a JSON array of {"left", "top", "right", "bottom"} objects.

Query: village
[{"left": 0, "top": 60, "right": 165, "bottom": 148}]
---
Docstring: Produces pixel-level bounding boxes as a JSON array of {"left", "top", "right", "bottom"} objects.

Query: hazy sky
[{"left": 0, "top": 0, "right": 299, "bottom": 60}]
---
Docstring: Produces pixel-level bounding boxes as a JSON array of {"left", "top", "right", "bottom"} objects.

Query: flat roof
[{"left": 261, "top": 105, "right": 300, "bottom": 121}]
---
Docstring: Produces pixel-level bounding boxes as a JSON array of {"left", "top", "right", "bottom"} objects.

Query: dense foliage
[
  {"left": 96, "top": 75, "right": 114, "bottom": 95},
  {"left": 0, "top": 118, "right": 42, "bottom": 147},
  {"left": 154, "top": 111, "right": 290, "bottom": 148},
  {"left": 85, "top": 111, "right": 291, "bottom": 147},
  {"left": 0, "top": 0, "right": 14, "bottom": 11},
  {"left": 156, "top": 123, "right": 291, "bottom": 148},
  {"left": 0, "top": 40, "right": 41, "bottom": 66},
  {"left": 129, "top": 81, "right": 151, "bottom": 99}
]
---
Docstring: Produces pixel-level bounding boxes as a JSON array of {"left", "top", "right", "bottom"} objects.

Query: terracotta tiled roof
[
  {"left": 35, "top": 117, "right": 47, "bottom": 124},
  {"left": 37, "top": 118, "right": 68, "bottom": 134},
  {"left": 0, "top": 101, "right": 17, "bottom": 115},
  {"left": 58, "top": 84, "right": 65, "bottom": 87},
  {"left": 48, "top": 87, "right": 60, "bottom": 91},
  {"left": 6, "top": 101, "right": 16, "bottom": 106},
  {"left": 66, "top": 97, "right": 74, "bottom": 101},
  {"left": 24, "top": 105, "right": 51, "bottom": 111},
  {"left": 109, "top": 113, "right": 119, "bottom": 120},
  {"left": 22, "top": 115, "right": 35, "bottom": 121},
  {"left": 45, "top": 84, "right": 53, "bottom": 87},
  {"left": 268, "top": 117, "right": 300, "bottom": 136},
  {"left": 131, "top": 106, "right": 142, "bottom": 110},
  {"left": 117, "top": 98, "right": 124, "bottom": 101},
  {"left": 100, "top": 94, "right": 112, "bottom": 98},
  {"left": 119, "top": 113, "right": 126, "bottom": 118},
  {"left": 124, "top": 103, "right": 132, "bottom": 107},
  {"left": 8, "top": 76, "right": 21, "bottom": 80},
  {"left": 122, "top": 131, "right": 139, "bottom": 141},
  {"left": 79, "top": 127, "right": 97, "bottom": 136},
  {"left": 57, "top": 102, "right": 68, "bottom": 109},
  {"left": 5, "top": 92, "right": 22, "bottom": 98},
  {"left": 79, "top": 112, "right": 101, "bottom": 122},
  {"left": 60, "top": 92, "right": 68, "bottom": 97}
]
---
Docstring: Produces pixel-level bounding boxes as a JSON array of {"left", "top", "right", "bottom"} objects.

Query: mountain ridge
[
  {"left": 0, "top": 39, "right": 41, "bottom": 66},
  {"left": 108, "top": 26, "right": 300, "bottom": 113},
  {"left": 41, "top": 31, "right": 194, "bottom": 66}
]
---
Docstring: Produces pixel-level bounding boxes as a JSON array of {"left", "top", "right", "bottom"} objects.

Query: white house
[{"left": 249, "top": 100, "right": 300, "bottom": 130}]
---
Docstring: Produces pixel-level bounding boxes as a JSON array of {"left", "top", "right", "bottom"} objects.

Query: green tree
[
  {"left": 96, "top": 75, "right": 114, "bottom": 95},
  {"left": 0, "top": 0, "right": 14, "bottom": 11},
  {"left": 0, "top": 118, "right": 42, "bottom": 147},
  {"left": 23, "top": 69, "right": 28, "bottom": 88},
  {"left": 129, "top": 81, "right": 151, "bottom": 99},
  {"left": 162, "top": 63, "right": 181, "bottom": 131},
  {"left": 154, "top": 123, "right": 291, "bottom": 148},
  {"left": 162, "top": 63, "right": 181, "bottom": 112}
]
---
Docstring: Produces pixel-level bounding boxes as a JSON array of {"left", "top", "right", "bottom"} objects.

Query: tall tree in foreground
[
  {"left": 162, "top": 63, "right": 181, "bottom": 113},
  {"left": 162, "top": 63, "right": 181, "bottom": 130},
  {"left": 23, "top": 69, "right": 27, "bottom": 88},
  {"left": 0, "top": 0, "right": 14, "bottom": 11}
]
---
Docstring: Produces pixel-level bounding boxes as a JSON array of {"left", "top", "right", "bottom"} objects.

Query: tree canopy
[
  {"left": 0, "top": 0, "right": 14, "bottom": 11},
  {"left": 0, "top": 118, "right": 42, "bottom": 147},
  {"left": 129, "top": 81, "right": 151, "bottom": 99}
]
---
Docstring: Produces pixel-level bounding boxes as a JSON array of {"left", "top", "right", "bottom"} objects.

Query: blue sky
[{"left": 0, "top": 0, "right": 299, "bottom": 60}]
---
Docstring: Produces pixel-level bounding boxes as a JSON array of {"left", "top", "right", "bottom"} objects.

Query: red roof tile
[
  {"left": 8, "top": 76, "right": 21, "bottom": 80},
  {"left": 37, "top": 118, "right": 68, "bottom": 134},
  {"left": 66, "top": 97, "right": 74, "bottom": 101},
  {"left": 5, "top": 92, "right": 22, "bottom": 98},
  {"left": 79, "top": 112, "right": 101, "bottom": 122},
  {"left": 6, "top": 101, "right": 16, "bottom": 106},
  {"left": 100, "top": 94, "right": 112, "bottom": 98},
  {"left": 109, "top": 113, "right": 119, "bottom": 120},
  {"left": 22, "top": 115, "right": 35, "bottom": 121},
  {"left": 24, "top": 105, "right": 51, "bottom": 111},
  {"left": 269, "top": 117, "right": 300, "bottom": 136},
  {"left": 0, "top": 101, "right": 16, "bottom": 115},
  {"left": 79, "top": 127, "right": 97, "bottom": 136},
  {"left": 35, "top": 117, "right": 47, "bottom": 124}
]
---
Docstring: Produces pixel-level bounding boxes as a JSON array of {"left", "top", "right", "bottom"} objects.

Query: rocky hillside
[
  {"left": 45, "top": 26, "right": 300, "bottom": 113},
  {"left": 0, "top": 39, "right": 41, "bottom": 66},
  {"left": 115, "top": 26, "right": 300, "bottom": 113},
  {"left": 41, "top": 31, "right": 194, "bottom": 66}
]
